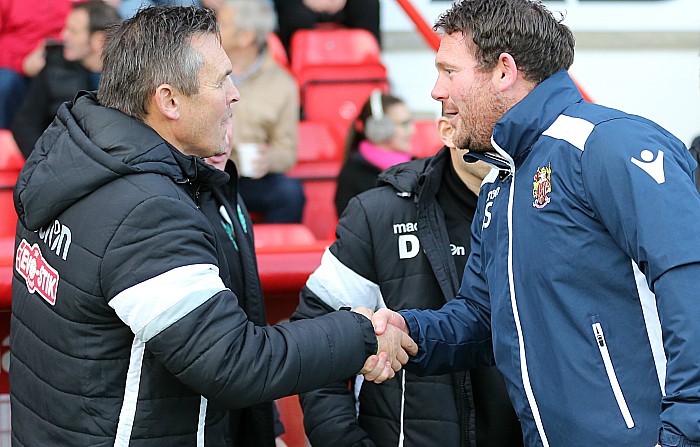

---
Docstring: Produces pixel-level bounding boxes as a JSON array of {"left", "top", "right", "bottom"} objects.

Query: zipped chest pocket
[{"left": 591, "top": 322, "right": 635, "bottom": 429}]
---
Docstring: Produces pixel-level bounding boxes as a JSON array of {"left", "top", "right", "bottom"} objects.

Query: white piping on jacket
[
  {"left": 114, "top": 337, "right": 145, "bottom": 447},
  {"left": 632, "top": 261, "right": 667, "bottom": 394},
  {"left": 491, "top": 136, "right": 550, "bottom": 447},
  {"left": 398, "top": 370, "right": 406, "bottom": 447}
]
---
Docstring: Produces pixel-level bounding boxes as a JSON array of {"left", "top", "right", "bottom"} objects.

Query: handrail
[{"left": 393, "top": 0, "right": 594, "bottom": 102}]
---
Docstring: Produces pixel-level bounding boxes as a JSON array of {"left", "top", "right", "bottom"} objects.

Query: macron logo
[{"left": 631, "top": 149, "right": 665, "bottom": 184}]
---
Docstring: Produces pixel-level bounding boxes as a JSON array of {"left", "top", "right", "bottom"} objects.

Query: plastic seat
[
  {"left": 253, "top": 223, "right": 316, "bottom": 249},
  {"left": 287, "top": 120, "right": 342, "bottom": 180},
  {"left": 410, "top": 119, "right": 443, "bottom": 159},
  {"left": 0, "top": 129, "right": 23, "bottom": 308},
  {"left": 290, "top": 28, "right": 382, "bottom": 75},
  {"left": 290, "top": 28, "right": 389, "bottom": 148},
  {"left": 266, "top": 32, "right": 289, "bottom": 70}
]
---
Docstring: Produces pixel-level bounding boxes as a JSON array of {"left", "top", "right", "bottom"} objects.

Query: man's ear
[
  {"left": 493, "top": 52, "right": 518, "bottom": 92},
  {"left": 437, "top": 116, "right": 455, "bottom": 148},
  {"left": 152, "top": 84, "right": 180, "bottom": 120}
]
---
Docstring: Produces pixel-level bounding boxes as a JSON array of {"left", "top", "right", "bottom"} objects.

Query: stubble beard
[{"left": 453, "top": 85, "right": 512, "bottom": 153}]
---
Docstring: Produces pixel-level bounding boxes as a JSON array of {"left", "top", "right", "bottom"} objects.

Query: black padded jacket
[
  {"left": 10, "top": 91, "right": 377, "bottom": 447},
  {"left": 294, "top": 147, "right": 485, "bottom": 447}
]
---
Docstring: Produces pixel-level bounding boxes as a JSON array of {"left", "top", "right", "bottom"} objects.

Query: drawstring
[{"left": 398, "top": 370, "right": 406, "bottom": 447}]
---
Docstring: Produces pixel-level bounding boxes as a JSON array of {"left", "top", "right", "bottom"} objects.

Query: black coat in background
[{"left": 11, "top": 44, "right": 93, "bottom": 158}]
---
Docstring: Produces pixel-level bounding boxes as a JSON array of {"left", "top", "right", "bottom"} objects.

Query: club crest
[{"left": 532, "top": 163, "right": 552, "bottom": 209}]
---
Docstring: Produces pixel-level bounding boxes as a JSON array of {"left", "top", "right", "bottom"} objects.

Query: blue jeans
[
  {"left": 239, "top": 173, "right": 305, "bottom": 223},
  {"left": 0, "top": 69, "right": 29, "bottom": 129}
]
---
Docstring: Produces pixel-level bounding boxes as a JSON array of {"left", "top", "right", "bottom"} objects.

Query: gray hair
[
  {"left": 98, "top": 6, "right": 220, "bottom": 120},
  {"left": 435, "top": 0, "right": 575, "bottom": 85},
  {"left": 221, "top": 0, "right": 276, "bottom": 49}
]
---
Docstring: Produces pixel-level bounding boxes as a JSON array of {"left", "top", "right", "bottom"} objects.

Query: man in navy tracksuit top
[{"left": 372, "top": 1, "right": 700, "bottom": 446}]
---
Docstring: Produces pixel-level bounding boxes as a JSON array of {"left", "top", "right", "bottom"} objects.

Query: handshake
[{"left": 353, "top": 307, "right": 417, "bottom": 384}]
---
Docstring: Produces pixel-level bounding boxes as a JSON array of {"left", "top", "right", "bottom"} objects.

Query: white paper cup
[{"left": 236, "top": 143, "right": 260, "bottom": 178}]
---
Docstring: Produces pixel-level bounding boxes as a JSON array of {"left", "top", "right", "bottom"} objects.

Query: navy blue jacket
[{"left": 400, "top": 70, "right": 700, "bottom": 447}]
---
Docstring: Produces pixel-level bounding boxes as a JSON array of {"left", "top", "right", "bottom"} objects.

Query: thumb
[{"left": 371, "top": 309, "right": 391, "bottom": 335}]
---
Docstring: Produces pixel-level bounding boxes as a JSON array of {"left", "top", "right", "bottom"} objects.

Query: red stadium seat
[
  {"left": 276, "top": 395, "right": 309, "bottom": 447},
  {"left": 253, "top": 223, "right": 316, "bottom": 249},
  {"left": 287, "top": 120, "right": 342, "bottom": 179},
  {"left": 0, "top": 130, "right": 24, "bottom": 308},
  {"left": 410, "top": 119, "right": 443, "bottom": 159},
  {"left": 290, "top": 28, "right": 389, "bottom": 148},
  {"left": 287, "top": 121, "right": 342, "bottom": 240},
  {"left": 267, "top": 32, "right": 289, "bottom": 70}
]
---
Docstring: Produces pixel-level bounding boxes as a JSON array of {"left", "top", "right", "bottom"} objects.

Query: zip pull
[{"left": 593, "top": 323, "right": 605, "bottom": 347}]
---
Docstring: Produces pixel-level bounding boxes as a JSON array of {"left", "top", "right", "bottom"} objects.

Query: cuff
[
  {"left": 659, "top": 427, "right": 700, "bottom": 447},
  {"left": 345, "top": 309, "right": 378, "bottom": 357}
]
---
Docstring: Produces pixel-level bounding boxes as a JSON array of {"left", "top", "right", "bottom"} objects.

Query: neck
[
  {"left": 450, "top": 148, "right": 485, "bottom": 196},
  {"left": 229, "top": 46, "right": 260, "bottom": 76}
]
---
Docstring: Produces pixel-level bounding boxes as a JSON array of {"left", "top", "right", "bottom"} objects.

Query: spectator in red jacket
[{"left": 0, "top": 0, "right": 71, "bottom": 128}]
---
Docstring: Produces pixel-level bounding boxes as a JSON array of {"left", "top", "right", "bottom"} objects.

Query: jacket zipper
[{"left": 592, "top": 322, "right": 635, "bottom": 428}]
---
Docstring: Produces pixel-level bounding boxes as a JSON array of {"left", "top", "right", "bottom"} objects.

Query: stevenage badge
[{"left": 533, "top": 163, "right": 552, "bottom": 209}]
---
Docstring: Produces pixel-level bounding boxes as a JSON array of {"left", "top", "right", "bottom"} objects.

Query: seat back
[
  {"left": 266, "top": 32, "right": 289, "bottom": 70},
  {"left": 287, "top": 120, "right": 342, "bottom": 179},
  {"left": 290, "top": 28, "right": 389, "bottom": 148},
  {"left": 0, "top": 130, "right": 23, "bottom": 307},
  {"left": 290, "top": 28, "right": 382, "bottom": 76},
  {"left": 410, "top": 119, "right": 443, "bottom": 159}
]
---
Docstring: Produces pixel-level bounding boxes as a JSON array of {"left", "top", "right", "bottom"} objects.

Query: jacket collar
[
  {"left": 491, "top": 69, "right": 584, "bottom": 169},
  {"left": 16, "top": 90, "right": 228, "bottom": 230},
  {"left": 378, "top": 146, "right": 451, "bottom": 199}
]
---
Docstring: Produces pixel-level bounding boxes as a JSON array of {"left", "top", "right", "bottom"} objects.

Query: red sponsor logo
[{"left": 15, "top": 239, "right": 59, "bottom": 305}]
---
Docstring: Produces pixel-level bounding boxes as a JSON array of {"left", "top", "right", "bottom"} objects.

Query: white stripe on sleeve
[
  {"left": 110, "top": 263, "right": 227, "bottom": 342},
  {"left": 306, "top": 249, "right": 387, "bottom": 311}
]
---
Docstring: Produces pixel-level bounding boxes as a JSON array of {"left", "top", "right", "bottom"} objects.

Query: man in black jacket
[
  {"left": 10, "top": 6, "right": 413, "bottom": 446},
  {"left": 11, "top": 0, "right": 120, "bottom": 158},
  {"left": 293, "top": 114, "right": 522, "bottom": 446}
]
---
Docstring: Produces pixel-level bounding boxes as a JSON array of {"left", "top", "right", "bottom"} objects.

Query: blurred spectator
[
  {"left": 272, "top": 0, "right": 380, "bottom": 58},
  {"left": 334, "top": 90, "right": 415, "bottom": 217},
  {"left": 218, "top": 0, "right": 305, "bottom": 223},
  {"left": 11, "top": 0, "right": 121, "bottom": 159},
  {"left": 116, "top": 0, "right": 223, "bottom": 19},
  {"left": 204, "top": 123, "right": 288, "bottom": 447},
  {"left": 294, "top": 111, "right": 522, "bottom": 447},
  {"left": 0, "top": 0, "right": 71, "bottom": 128}
]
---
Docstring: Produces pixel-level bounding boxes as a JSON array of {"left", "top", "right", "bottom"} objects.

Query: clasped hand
[{"left": 353, "top": 307, "right": 416, "bottom": 383}]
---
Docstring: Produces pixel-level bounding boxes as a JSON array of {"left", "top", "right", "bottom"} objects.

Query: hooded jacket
[
  {"left": 294, "top": 148, "right": 519, "bottom": 447},
  {"left": 10, "top": 91, "right": 377, "bottom": 447},
  {"left": 399, "top": 70, "right": 700, "bottom": 447}
]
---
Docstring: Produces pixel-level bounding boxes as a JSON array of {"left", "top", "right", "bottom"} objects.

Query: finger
[
  {"left": 401, "top": 332, "right": 418, "bottom": 356},
  {"left": 372, "top": 310, "right": 389, "bottom": 335},
  {"left": 376, "top": 358, "right": 395, "bottom": 382},
  {"left": 395, "top": 347, "right": 408, "bottom": 365},
  {"left": 359, "top": 354, "right": 379, "bottom": 375},
  {"left": 363, "top": 352, "right": 388, "bottom": 382},
  {"left": 390, "top": 357, "right": 402, "bottom": 372},
  {"left": 373, "top": 361, "right": 395, "bottom": 384}
]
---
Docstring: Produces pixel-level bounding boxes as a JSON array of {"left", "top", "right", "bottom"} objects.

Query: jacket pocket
[{"left": 591, "top": 321, "right": 635, "bottom": 429}]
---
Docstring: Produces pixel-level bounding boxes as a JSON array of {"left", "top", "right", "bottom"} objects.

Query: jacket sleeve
[
  {"left": 400, "top": 186, "right": 494, "bottom": 376},
  {"left": 290, "top": 197, "right": 384, "bottom": 446},
  {"left": 581, "top": 118, "right": 700, "bottom": 443},
  {"left": 101, "top": 195, "right": 378, "bottom": 408}
]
